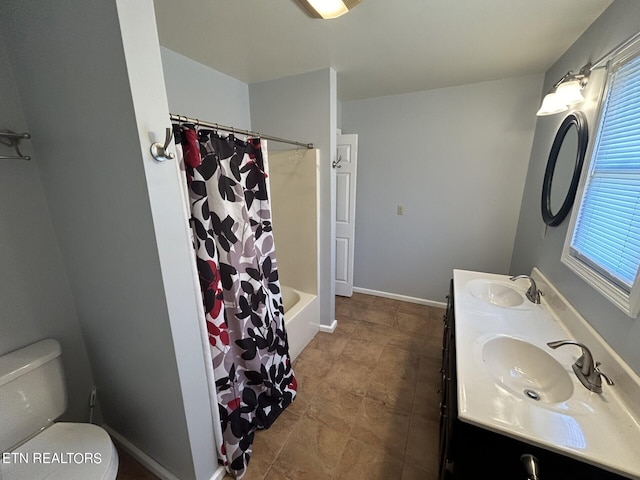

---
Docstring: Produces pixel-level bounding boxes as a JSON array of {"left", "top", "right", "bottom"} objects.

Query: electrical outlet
[{"left": 397, "top": 205, "right": 404, "bottom": 215}]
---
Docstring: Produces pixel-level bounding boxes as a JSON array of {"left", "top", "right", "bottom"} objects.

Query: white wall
[
  {"left": 250, "top": 69, "right": 338, "bottom": 327},
  {"left": 0, "top": 30, "right": 95, "bottom": 424},
  {"left": 1, "top": 1, "right": 217, "bottom": 479},
  {"left": 511, "top": 0, "right": 640, "bottom": 373},
  {"left": 160, "top": 47, "right": 252, "bottom": 130},
  {"left": 342, "top": 75, "right": 543, "bottom": 302}
]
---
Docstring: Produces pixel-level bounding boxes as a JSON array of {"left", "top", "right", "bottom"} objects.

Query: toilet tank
[{"left": 0, "top": 339, "right": 67, "bottom": 453}]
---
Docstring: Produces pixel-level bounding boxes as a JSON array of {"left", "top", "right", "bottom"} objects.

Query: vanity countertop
[{"left": 453, "top": 268, "right": 640, "bottom": 479}]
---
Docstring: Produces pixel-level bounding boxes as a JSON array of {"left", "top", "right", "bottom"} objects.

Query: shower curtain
[{"left": 176, "top": 125, "right": 297, "bottom": 478}]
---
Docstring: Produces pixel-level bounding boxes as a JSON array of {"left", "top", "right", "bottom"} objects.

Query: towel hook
[
  {"left": 0, "top": 130, "right": 31, "bottom": 161},
  {"left": 150, "top": 127, "right": 175, "bottom": 162}
]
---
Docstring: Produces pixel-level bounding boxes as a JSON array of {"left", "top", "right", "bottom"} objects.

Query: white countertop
[{"left": 453, "top": 269, "right": 640, "bottom": 479}]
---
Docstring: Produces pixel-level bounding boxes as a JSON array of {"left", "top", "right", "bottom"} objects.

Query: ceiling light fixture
[
  {"left": 296, "top": 0, "right": 362, "bottom": 19},
  {"left": 536, "top": 64, "right": 591, "bottom": 116}
]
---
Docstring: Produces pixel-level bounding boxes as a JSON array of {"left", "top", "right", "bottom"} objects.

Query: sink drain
[{"left": 524, "top": 389, "right": 540, "bottom": 401}]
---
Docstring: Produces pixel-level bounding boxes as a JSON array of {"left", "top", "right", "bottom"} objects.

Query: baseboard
[
  {"left": 104, "top": 425, "right": 224, "bottom": 480},
  {"left": 211, "top": 466, "right": 228, "bottom": 480},
  {"left": 318, "top": 319, "right": 337, "bottom": 333},
  {"left": 352, "top": 287, "right": 447, "bottom": 309}
]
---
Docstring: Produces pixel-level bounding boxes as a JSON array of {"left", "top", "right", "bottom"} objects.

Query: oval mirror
[{"left": 541, "top": 112, "right": 588, "bottom": 226}]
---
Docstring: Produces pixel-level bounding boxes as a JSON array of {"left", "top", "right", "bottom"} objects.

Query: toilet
[{"left": 0, "top": 339, "right": 118, "bottom": 480}]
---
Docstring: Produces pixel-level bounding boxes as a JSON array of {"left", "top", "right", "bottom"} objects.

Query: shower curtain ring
[{"left": 150, "top": 127, "right": 175, "bottom": 162}]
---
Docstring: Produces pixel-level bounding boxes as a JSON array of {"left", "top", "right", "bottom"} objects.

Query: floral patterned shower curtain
[{"left": 176, "top": 125, "right": 297, "bottom": 478}]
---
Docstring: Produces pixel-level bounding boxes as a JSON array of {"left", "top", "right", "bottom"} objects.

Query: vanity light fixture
[
  {"left": 296, "top": 0, "right": 362, "bottom": 19},
  {"left": 536, "top": 64, "right": 591, "bottom": 116}
]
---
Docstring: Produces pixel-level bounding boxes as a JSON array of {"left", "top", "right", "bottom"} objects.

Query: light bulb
[
  {"left": 555, "top": 80, "right": 585, "bottom": 105},
  {"left": 536, "top": 92, "right": 569, "bottom": 116},
  {"left": 307, "top": 0, "right": 349, "bottom": 18}
]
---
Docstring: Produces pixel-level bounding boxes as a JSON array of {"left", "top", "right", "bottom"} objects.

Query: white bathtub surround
[
  {"left": 269, "top": 149, "right": 319, "bottom": 295},
  {"left": 269, "top": 149, "right": 321, "bottom": 361},
  {"left": 281, "top": 285, "right": 320, "bottom": 361},
  {"left": 281, "top": 284, "right": 301, "bottom": 313},
  {"left": 453, "top": 269, "right": 640, "bottom": 479}
]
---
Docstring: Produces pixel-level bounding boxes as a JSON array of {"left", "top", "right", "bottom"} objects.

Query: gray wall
[
  {"left": 160, "top": 47, "right": 252, "bottom": 130},
  {"left": 511, "top": 0, "right": 640, "bottom": 374},
  {"left": 250, "top": 69, "right": 338, "bottom": 326},
  {"left": 0, "top": 28, "right": 95, "bottom": 424},
  {"left": 162, "top": 56, "right": 340, "bottom": 327},
  {"left": 1, "top": 1, "right": 217, "bottom": 478},
  {"left": 342, "top": 75, "right": 543, "bottom": 302}
]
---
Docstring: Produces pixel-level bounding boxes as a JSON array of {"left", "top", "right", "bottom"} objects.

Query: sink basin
[
  {"left": 467, "top": 279, "right": 524, "bottom": 307},
  {"left": 482, "top": 337, "right": 574, "bottom": 404}
]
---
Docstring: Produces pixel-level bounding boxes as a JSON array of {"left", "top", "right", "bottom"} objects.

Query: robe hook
[
  {"left": 0, "top": 130, "right": 31, "bottom": 160},
  {"left": 150, "top": 127, "right": 175, "bottom": 162}
]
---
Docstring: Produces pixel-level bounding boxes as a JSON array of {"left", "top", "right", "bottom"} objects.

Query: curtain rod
[
  {"left": 170, "top": 114, "right": 314, "bottom": 149},
  {"left": 591, "top": 30, "right": 640, "bottom": 70}
]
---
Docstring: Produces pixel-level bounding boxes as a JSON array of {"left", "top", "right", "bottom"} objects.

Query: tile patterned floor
[
  {"left": 229, "top": 293, "right": 446, "bottom": 480},
  {"left": 118, "top": 293, "right": 445, "bottom": 480}
]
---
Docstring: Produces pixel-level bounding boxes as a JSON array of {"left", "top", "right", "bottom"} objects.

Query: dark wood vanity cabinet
[
  {"left": 438, "top": 280, "right": 629, "bottom": 480},
  {"left": 438, "top": 280, "right": 456, "bottom": 479}
]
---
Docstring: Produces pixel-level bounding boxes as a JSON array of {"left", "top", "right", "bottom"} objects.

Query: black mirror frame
[{"left": 541, "top": 111, "right": 589, "bottom": 227}]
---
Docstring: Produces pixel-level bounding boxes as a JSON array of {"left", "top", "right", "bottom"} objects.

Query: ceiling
[{"left": 153, "top": 0, "right": 613, "bottom": 101}]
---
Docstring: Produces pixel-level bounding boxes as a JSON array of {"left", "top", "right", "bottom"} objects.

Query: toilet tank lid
[{"left": 0, "top": 339, "right": 61, "bottom": 387}]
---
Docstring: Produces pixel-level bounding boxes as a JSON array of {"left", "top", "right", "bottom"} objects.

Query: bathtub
[{"left": 280, "top": 284, "right": 319, "bottom": 361}]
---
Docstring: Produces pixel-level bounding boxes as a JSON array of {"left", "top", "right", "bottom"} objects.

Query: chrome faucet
[
  {"left": 520, "top": 454, "right": 541, "bottom": 480},
  {"left": 547, "top": 340, "right": 614, "bottom": 394},
  {"left": 509, "top": 275, "right": 542, "bottom": 304}
]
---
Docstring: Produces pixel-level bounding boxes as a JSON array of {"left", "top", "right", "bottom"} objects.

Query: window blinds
[{"left": 570, "top": 54, "right": 640, "bottom": 291}]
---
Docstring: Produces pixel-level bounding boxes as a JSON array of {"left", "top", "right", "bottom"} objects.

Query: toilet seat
[{"left": 1, "top": 422, "right": 118, "bottom": 480}]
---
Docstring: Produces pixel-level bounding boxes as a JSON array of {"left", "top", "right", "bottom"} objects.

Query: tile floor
[
  {"left": 117, "top": 293, "right": 445, "bottom": 480},
  {"left": 229, "top": 293, "right": 446, "bottom": 480}
]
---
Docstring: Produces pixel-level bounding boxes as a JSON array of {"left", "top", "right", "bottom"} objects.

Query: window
[{"left": 562, "top": 44, "right": 640, "bottom": 317}]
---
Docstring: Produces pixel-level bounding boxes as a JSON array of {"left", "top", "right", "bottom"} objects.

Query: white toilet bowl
[{"left": 0, "top": 339, "right": 118, "bottom": 480}]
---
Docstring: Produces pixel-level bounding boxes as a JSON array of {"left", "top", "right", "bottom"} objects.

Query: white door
[{"left": 335, "top": 134, "right": 358, "bottom": 297}]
